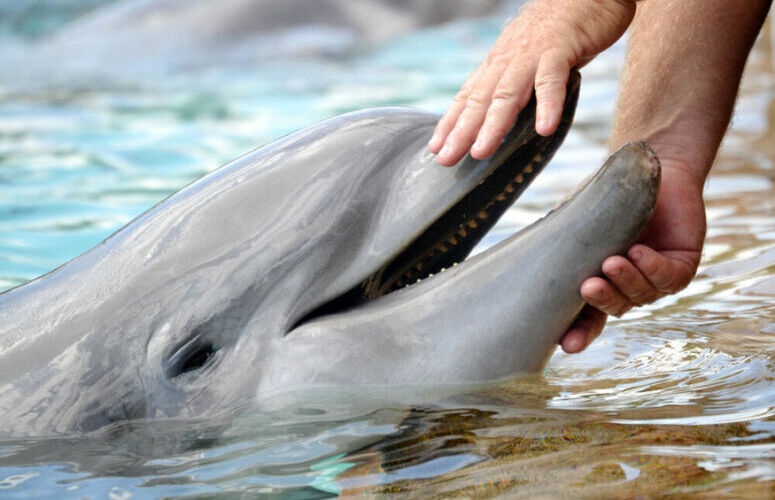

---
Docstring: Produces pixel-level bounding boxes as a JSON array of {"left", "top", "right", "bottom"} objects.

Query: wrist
[
  {"left": 647, "top": 141, "right": 711, "bottom": 192},
  {"left": 611, "top": 115, "right": 718, "bottom": 192}
]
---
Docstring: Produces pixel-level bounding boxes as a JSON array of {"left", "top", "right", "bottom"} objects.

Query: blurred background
[
  {"left": 0, "top": 1, "right": 774, "bottom": 498},
  {"left": 0, "top": 0, "right": 533, "bottom": 290}
]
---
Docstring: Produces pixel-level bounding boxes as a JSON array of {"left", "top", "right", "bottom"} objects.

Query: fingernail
[
  {"left": 429, "top": 134, "right": 441, "bottom": 149},
  {"left": 439, "top": 144, "right": 452, "bottom": 158},
  {"left": 630, "top": 249, "right": 643, "bottom": 262}
]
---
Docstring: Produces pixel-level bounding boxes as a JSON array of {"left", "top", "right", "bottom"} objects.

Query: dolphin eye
[{"left": 165, "top": 339, "right": 217, "bottom": 378}]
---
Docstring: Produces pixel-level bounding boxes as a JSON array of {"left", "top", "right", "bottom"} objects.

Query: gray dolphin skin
[{"left": 0, "top": 71, "right": 657, "bottom": 436}]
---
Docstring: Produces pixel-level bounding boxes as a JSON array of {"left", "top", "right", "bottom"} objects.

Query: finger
[
  {"left": 471, "top": 60, "right": 535, "bottom": 160},
  {"left": 429, "top": 65, "right": 484, "bottom": 155},
  {"left": 437, "top": 60, "right": 512, "bottom": 166},
  {"left": 561, "top": 305, "right": 607, "bottom": 354},
  {"left": 580, "top": 277, "right": 633, "bottom": 317},
  {"left": 601, "top": 255, "right": 662, "bottom": 306},
  {"left": 628, "top": 244, "right": 696, "bottom": 294},
  {"left": 533, "top": 49, "right": 570, "bottom": 136}
]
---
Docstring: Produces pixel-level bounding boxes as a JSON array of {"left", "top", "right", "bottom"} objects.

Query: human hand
[
  {"left": 428, "top": 0, "right": 636, "bottom": 166},
  {"left": 560, "top": 161, "right": 707, "bottom": 353}
]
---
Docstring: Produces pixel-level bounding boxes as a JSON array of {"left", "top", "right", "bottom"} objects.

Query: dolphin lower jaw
[{"left": 269, "top": 142, "right": 660, "bottom": 390}]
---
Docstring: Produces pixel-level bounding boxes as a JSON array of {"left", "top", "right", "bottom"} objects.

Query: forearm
[{"left": 612, "top": 0, "right": 771, "bottom": 184}]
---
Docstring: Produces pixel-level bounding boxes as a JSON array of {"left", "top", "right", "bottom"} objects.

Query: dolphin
[
  {"left": 0, "top": 71, "right": 658, "bottom": 436},
  {"left": 3, "top": 0, "right": 506, "bottom": 80}
]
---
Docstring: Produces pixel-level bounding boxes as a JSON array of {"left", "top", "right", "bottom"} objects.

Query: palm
[{"left": 639, "top": 164, "right": 705, "bottom": 270}]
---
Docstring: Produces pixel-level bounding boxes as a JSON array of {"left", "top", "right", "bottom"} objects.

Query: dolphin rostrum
[{"left": 0, "top": 71, "right": 659, "bottom": 436}]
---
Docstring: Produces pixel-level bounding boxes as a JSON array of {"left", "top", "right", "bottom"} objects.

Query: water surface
[{"left": 1, "top": 3, "right": 774, "bottom": 498}]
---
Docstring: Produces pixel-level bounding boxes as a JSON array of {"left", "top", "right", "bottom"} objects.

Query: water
[{"left": 1, "top": 2, "right": 774, "bottom": 497}]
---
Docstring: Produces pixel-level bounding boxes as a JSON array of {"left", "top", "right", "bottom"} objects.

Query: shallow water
[{"left": 1, "top": 2, "right": 775, "bottom": 498}]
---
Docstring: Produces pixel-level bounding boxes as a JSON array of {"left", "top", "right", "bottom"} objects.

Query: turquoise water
[{"left": 1, "top": 3, "right": 775, "bottom": 498}]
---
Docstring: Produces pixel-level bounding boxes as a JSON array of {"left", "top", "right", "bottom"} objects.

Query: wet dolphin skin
[{"left": 0, "top": 71, "right": 658, "bottom": 435}]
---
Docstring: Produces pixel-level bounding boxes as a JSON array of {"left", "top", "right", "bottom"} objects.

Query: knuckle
[
  {"left": 534, "top": 74, "right": 565, "bottom": 93},
  {"left": 639, "top": 259, "right": 661, "bottom": 281},
  {"left": 452, "top": 91, "right": 469, "bottom": 104},
  {"left": 485, "top": 46, "right": 510, "bottom": 67},
  {"left": 628, "top": 288, "right": 656, "bottom": 306},
  {"left": 465, "top": 92, "right": 489, "bottom": 109},
  {"left": 491, "top": 87, "right": 517, "bottom": 103},
  {"left": 652, "top": 270, "right": 682, "bottom": 293}
]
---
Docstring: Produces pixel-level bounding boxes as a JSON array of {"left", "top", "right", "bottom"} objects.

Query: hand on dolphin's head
[{"left": 427, "top": 0, "right": 636, "bottom": 166}]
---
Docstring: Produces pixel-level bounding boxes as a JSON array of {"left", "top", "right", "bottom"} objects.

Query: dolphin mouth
[
  {"left": 293, "top": 151, "right": 541, "bottom": 328},
  {"left": 291, "top": 74, "right": 580, "bottom": 330},
  {"left": 165, "top": 72, "right": 580, "bottom": 381}
]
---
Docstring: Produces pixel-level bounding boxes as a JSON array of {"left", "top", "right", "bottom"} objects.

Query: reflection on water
[{"left": 1, "top": 2, "right": 774, "bottom": 497}]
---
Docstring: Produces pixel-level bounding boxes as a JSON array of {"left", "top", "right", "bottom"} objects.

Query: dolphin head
[
  {"left": 0, "top": 71, "right": 650, "bottom": 436},
  {"left": 271, "top": 141, "right": 660, "bottom": 390}
]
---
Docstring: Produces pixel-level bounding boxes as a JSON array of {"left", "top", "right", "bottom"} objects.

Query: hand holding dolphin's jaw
[{"left": 428, "top": 0, "right": 768, "bottom": 355}]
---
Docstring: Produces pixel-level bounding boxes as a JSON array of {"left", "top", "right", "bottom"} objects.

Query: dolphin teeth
[
  {"left": 524, "top": 164, "right": 533, "bottom": 173},
  {"left": 467, "top": 220, "right": 478, "bottom": 229},
  {"left": 438, "top": 244, "right": 448, "bottom": 253},
  {"left": 453, "top": 262, "right": 458, "bottom": 267},
  {"left": 477, "top": 210, "right": 488, "bottom": 220},
  {"left": 515, "top": 174, "right": 524, "bottom": 183},
  {"left": 505, "top": 183, "right": 515, "bottom": 193},
  {"left": 448, "top": 236, "right": 458, "bottom": 246},
  {"left": 494, "top": 193, "right": 507, "bottom": 202},
  {"left": 458, "top": 227, "right": 468, "bottom": 237}
]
